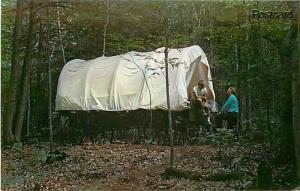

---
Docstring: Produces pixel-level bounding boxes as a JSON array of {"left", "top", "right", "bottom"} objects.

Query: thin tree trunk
[
  {"left": 164, "top": 14, "right": 174, "bottom": 167},
  {"left": 234, "top": 42, "right": 242, "bottom": 133},
  {"left": 165, "top": 47, "right": 174, "bottom": 167},
  {"left": 247, "top": 44, "right": 252, "bottom": 130},
  {"left": 247, "top": 62, "right": 252, "bottom": 127},
  {"left": 26, "top": 82, "right": 31, "bottom": 136},
  {"left": 102, "top": 0, "right": 109, "bottom": 57},
  {"left": 209, "top": 2, "right": 213, "bottom": 70},
  {"left": 14, "top": 3, "right": 37, "bottom": 142},
  {"left": 48, "top": 46, "right": 53, "bottom": 152},
  {"left": 191, "top": 1, "right": 200, "bottom": 28},
  {"left": 245, "top": 1, "right": 252, "bottom": 130},
  {"left": 56, "top": 6, "right": 66, "bottom": 64},
  {"left": 256, "top": 1, "right": 263, "bottom": 130},
  {"left": 188, "top": 1, "right": 201, "bottom": 44},
  {"left": 2, "top": 0, "right": 23, "bottom": 145},
  {"left": 48, "top": 7, "right": 54, "bottom": 151}
]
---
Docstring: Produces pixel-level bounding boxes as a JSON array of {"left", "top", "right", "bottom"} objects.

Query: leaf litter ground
[{"left": 1, "top": 141, "right": 295, "bottom": 190}]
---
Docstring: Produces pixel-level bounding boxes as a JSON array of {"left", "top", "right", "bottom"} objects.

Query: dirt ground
[{"left": 1, "top": 141, "right": 297, "bottom": 190}]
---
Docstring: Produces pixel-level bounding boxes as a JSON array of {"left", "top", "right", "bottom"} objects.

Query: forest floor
[{"left": 1, "top": 137, "right": 298, "bottom": 191}]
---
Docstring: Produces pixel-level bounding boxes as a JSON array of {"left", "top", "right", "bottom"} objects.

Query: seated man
[
  {"left": 192, "top": 81, "right": 211, "bottom": 126},
  {"left": 193, "top": 81, "right": 209, "bottom": 115},
  {"left": 216, "top": 87, "right": 239, "bottom": 129}
]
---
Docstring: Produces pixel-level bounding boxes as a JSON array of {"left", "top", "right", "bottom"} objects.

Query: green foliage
[
  {"left": 30, "top": 147, "right": 47, "bottom": 163},
  {"left": 205, "top": 128, "right": 236, "bottom": 145},
  {"left": 11, "top": 143, "right": 24, "bottom": 158},
  {"left": 215, "top": 128, "right": 236, "bottom": 145},
  {"left": 162, "top": 167, "right": 242, "bottom": 182},
  {"left": 1, "top": 175, "right": 24, "bottom": 187},
  {"left": 205, "top": 170, "right": 242, "bottom": 181},
  {"left": 45, "top": 150, "right": 67, "bottom": 164},
  {"left": 1, "top": 1, "right": 296, "bottom": 173},
  {"left": 161, "top": 167, "right": 202, "bottom": 181}
]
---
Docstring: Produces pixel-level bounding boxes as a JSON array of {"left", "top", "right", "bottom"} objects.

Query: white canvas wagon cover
[{"left": 55, "top": 45, "right": 215, "bottom": 111}]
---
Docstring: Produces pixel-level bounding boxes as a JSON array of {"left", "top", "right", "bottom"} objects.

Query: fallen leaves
[{"left": 1, "top": 141, "right": 296, "bottom": 190}]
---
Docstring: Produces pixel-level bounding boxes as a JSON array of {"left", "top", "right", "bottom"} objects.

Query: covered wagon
[{"left": 55, "top": 45, "right": 216, "bottom": 143}]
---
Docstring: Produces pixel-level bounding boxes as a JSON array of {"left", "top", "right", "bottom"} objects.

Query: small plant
[
  {"left": 206, "top": 128, "right": 236, "bottom": 159},
  {"left": 12, "top": 142, "right": 24, "bottom": 158},
  {"left": 30, "top": 147, "right": 47, "bottom": 164},
  {"left": 205, "top": 170, "right": 242, "bottom": 181},
  {"left": 161, "top": 167, "right": 203, "bottom": 181}
]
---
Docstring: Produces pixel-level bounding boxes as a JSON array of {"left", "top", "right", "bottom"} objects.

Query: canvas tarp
[{"left": 55, "top": 45, "right": 215, "bottom": 111}]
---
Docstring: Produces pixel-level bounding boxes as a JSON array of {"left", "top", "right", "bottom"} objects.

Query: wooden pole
[
  {"left": 164, "top": 14, "right": 174, "bottom": 167},
  {"left": 165, "top": 47, "right": 174, "bottom": 167}
]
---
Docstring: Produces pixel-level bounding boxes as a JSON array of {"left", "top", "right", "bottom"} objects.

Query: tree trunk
[
  {"left": 165, "top": 46, "right": 174, "bottom": 167},
  {"left": 290, "top": 2, "right": 300, "bottom": 181},
  {"left": 245, "top": 1, "right": 252, "bottom": 130},
  {"left": 14, "top": 3, "right": 37, "bottom": 142},
  {"left": 26, "top": 91, "right": 30, "bottom": 136},
  {"left": 209, "top": 1, "right": 213, "bottom": 70},
  {"left": 48, "top": 6, "right": 54, "bottom": 151},
  {"left": 296, "top": 11, "right": 300, "bottom": 181},
  {"left": 56, "top": 6, "right": 66, "bottom": 64},
  {"left": 2, "top": 0, "right": 23, "bottom": 146},
  {"left": 164, "top": 12, "right": 174, "bottom": 167},
  {"left": 234, "top": 42, "right": 242, "bottom": 133},
  {"left": 283, "top": 1, "right": 300, "bottom": 181},
  {"left": 102, "top": 0, "right": 109, "bottom": 57}
]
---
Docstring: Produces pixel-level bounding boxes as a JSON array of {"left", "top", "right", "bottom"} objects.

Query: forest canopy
[{"left": 1, "top": 0, "right": 300, "bottom": 190}]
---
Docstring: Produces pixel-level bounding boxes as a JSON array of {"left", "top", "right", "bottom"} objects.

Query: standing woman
[{"left": 215, "top": 87, "right": 239, "bottom": 129}]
